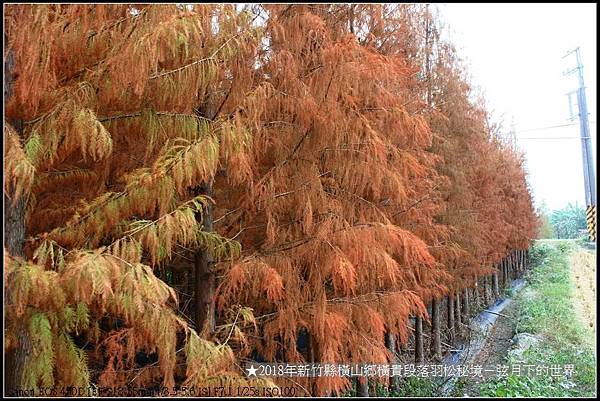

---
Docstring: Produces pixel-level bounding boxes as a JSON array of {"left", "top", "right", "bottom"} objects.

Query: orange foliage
[{"left": 4, "top": 3, "right": 538, "bottom": 396}]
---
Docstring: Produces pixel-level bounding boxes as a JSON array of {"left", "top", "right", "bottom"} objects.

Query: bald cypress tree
[
  {"left": 214, "top": 5, "right": 448, "bottom": 395},
  {"left": 4, "top": 4, "right": 538, "bottom": 396},
  {"left": 3, "top": 4, "right": 275, "bottom": 392}
]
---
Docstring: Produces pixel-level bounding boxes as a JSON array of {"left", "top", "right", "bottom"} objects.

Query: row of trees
[
  {"left": 536, "top": 201, "right": 587, "bottom": 239},
  {"left": 4, "top": 4, "right": 538, "bottom": 396}
]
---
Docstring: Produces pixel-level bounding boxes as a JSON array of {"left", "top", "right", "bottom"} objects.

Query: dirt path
[
  {"left": 456, "top": 244, "right": 596, "bottom": 396},
  {"left": 569, "top": 247, "right": 596, "bottom": 341},
  {"left": 459, "top": 301, "right": 517, "bottom": 396}
]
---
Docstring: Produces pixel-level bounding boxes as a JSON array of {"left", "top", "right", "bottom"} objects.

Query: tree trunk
[
  {"left": 191, "top": 84, "right": 222, "bottom": 337},
  {"left": 399, "top": 334, "right": 407, "bottom": 353},
  {"left": 462, "top": 287, "right": 470, "bottom": 322},
  {"left": 385, "top": 332, "right": 400, "bottom": 393},
  {"left": 5, "top": 226, "right": 30, "bottom": 397},
  {"left": 492, "top": 270, "right": 499, "bottom": 299},
  {"left": 519, "top": 250, "right": 523, "bottom": 276},
  {"left": 431, "top": 299, "right": 441, "bottom": 361},
  {"left": 477, "top": 277, "right": 483, "bottom": 308},
  {"left": 357, "top": 377, "right": 369, "bottom": 397},
  {"left": 193, "top": 180, "right": 216, "bottom": 336},
  {"left": 473, "top": 276, "right": 480, "bottom": 310},
  {"left": 497, "top": 261, "right": 501, "bottom": 288},
  {"left": 4, "top": 194, "right": 26, "bottom": 257},
  {"left": 3, "top": 51, "right": 25, "bottom": 256},
  {"left": 414, "top": 315, "right": 424, "bottom": 364},
  {"left": 511, "top": 250, "right": 519, "bottom": 281},
  {"left": 498, "top": 260, "right": 503, "bottom": 288},
  {"left": 4, "top": 46, "right": 31, "bottom": 397},
  {"left": 482, "top": 277, "right": 487, "bottom": 306},
  {"left": 502, "top": 257, "right": 508, "bottom": 288},
  {"left": 447, "top": 295, "right": 455, "bottom": 344},
  {"left": 455, "top": 291, "right": 462, "bottom": 335},
  {"left": 511, "top": 251, "right": 515, "bottom": 280},
  {"left": 307, "top": 331, "right": 321, "bottom": 396},
  {"left": 482, "top": 276, "right": 488, "bottom": 305}
]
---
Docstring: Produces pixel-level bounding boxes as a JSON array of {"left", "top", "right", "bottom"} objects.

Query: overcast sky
[{"left": 438, "top": 3, "right": 597, "bottom": 211}]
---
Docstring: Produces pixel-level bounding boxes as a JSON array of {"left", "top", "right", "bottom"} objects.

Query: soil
[
  {"left": 459, "top": 301, "right": 518, "bottom": 396},
  {"left": 569, "top": 247, "right": 596, "bottom": 344},
  {"left": 455, "top": 244, "right": 596, "bottom": 396}
]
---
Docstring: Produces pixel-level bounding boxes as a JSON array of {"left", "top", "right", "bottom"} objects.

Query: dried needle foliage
[
  {"left": 4, "top": 4, "right": 274, "bottom": 393},
  {"left": 4, "top": 3, "right": 538, "bottom": 397},
  {"left": 213, "top": 5, "right": 450, "bottom": 395}
]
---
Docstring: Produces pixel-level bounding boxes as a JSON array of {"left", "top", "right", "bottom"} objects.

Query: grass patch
[
  {"left": 503, "top": 286, "right": 515, "bottom": 298},
  {"left": 390, "top": 377, "right": 436, "bottom": 397},
  {"left": 478, "top": 241, "right": 596, "bottom": 397},
  {"left": 449, "top": 377, "right": 468, "bottom": 397},
  {"left": 342, "top": 377, "right": 438, "bottom": 397}
]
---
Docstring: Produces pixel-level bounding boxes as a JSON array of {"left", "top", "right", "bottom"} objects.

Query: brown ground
[
  {"left": 459, "top": 301, "right": 518, "bottom": 396},
  {"left": 455, "top": 244, "right": 596, "bottom": 396},
  {"left": 569, "top": 247, "right": 596, "bottom": 345}
]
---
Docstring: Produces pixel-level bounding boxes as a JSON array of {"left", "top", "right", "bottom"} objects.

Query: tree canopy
[{"left": 4, "top": 4, "right": 538, "bottom": 396}]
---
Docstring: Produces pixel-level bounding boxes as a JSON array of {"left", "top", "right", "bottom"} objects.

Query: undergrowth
[{"left": 478, "top": 241, "right": 596, "bottom": 397}]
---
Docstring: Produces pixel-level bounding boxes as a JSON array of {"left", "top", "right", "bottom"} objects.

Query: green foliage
[
  {"left": 356, "top": 377, "right": 438, "bottom": 397},
  {"left": 528, "top": 241, "right": 552, "bottom": 265},
  {"left": 478, "top": 243, "right": 596, "bottom": 397},
  {"left": 550, "top": 203, "right": 587, "bottom": 239},
  {"left": 556, "top": 241, "right": 572, "bottom": 254},
  {"left": 54, "top": 332, "right": 90, "bottom": 388},
  {"left": 390, "top": 377, "right": 437, "bottom": 397},
  {"left": 22, "top": 311, "right": 55, "bottom": 391},
  {"left": 58, "top": 303, "right": 90, "bottom": 334},
  {"left": 503, "top": 286, "right": 515, "bottom": 298},
  {"left": 23, "top": 131, "right": 43, "bottom": 164},
  {"left": 450, "top": 377, "right": 468, "bottom": 397},
  {"left": 480, "top": 374, "right": 563, "bottom": 397},
  {"left": 197, "top": 231, "right": 241, "bottom": 262}
]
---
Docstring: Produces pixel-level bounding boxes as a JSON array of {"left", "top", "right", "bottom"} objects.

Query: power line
[
  {"left": 516, "top": 136, "right": 592, "bottom": 140},
  {"left": 514, "top": 121, "right": 596, "bottom": 134}
]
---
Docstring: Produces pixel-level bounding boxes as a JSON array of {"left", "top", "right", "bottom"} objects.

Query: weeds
[{"left": 478, "top": 241, "right": 596, "bottom": 397}]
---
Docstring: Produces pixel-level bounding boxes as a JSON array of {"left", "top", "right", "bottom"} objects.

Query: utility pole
[
  {"left": 509, "top": 119, "right": 517, "bottom": 151},
  {"left": 563, "top": 47, "right": 596, "bottom": 241}
]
